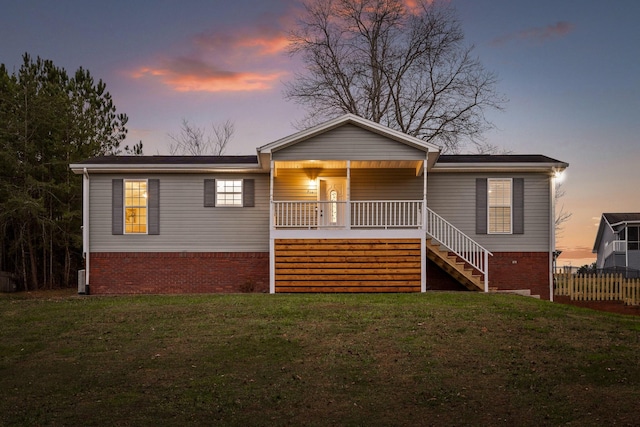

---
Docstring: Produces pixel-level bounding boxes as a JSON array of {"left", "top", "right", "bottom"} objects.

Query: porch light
[
  {"left": 308, "top": 179, "right": 317, "bottom": 193},
  {"left": 553, "top": 170, "right": 565, "bottom": 182}
]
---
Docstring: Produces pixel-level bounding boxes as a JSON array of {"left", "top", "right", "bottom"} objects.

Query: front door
[{"left": 318, "top": 178, "right": 346, "bottom": 227}]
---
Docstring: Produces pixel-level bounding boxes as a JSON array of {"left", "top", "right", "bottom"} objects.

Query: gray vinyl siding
[
  {"left": 629, "top": 251, "right": 640, "bottom": 269},
  {"left": 90, "top": 173, "right": 269, "bottom": 252},
  {"left": 273, "top": 168, "right": 423, "bottom": 201},
  {"left": 596, "top": 225, "right": 615, "bottom": 268},
  {"left": 427, "top": 172, "right": 551, "bottom": 252},
  {"left": 351, "top": 169, "right": 423, "bottom": 200},
  {"left": 603, "top": 253, "right": 625, "bottom": 269},
  {"left": 272, "top": 124, "right": 427, "bottom": 161},
  {"left": 273, "top": 169, "right": 330, "bottom": 201}
]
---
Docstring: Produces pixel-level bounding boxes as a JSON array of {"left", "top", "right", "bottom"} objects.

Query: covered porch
[
  {"left": 267, "top": 159, "right": 490, "bottom": 294},
  {"left": 269, "top": 159, "right": 427, "bottom": 231},
  {"left": 256, "top": 115, "right": 489, "bottom": 294}
]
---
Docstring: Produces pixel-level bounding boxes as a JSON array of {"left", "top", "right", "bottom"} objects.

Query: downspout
[
  {"left": 83, "top": 168, "right": 90, "bottom": 293},
  {"left": 549, "top": 171, "right": 557, "bottom": 302}
]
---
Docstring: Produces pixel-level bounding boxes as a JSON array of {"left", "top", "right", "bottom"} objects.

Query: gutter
[
  {"left": 430, "top": 162, "right": 569, "bottom": 173},
  {"left": 69, "top": 163, "right": 267, "bottom": 174}
]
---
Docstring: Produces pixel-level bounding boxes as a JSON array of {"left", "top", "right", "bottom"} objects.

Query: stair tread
[{"left": 426, "top": 239, "right": 484, "bottom": 292}]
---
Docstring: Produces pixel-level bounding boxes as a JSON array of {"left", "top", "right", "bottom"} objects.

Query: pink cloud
[
  {"left": 194, "top": 27, "right": 290, "bottom": 57},
  {"left": 130, "top": 17, "right": 292, "bottom": 93},
  {"left": 131, "top": 56, "right": 287, "bottom": 92},
  {"left": 403, "top": 0, "right": 438, "bottom": 14},
  {"left": 492, "top": 21, "right": 575, "bottom": 46},
  {"left": 555, "top": 246, "right": 596, "bottom": 268}
]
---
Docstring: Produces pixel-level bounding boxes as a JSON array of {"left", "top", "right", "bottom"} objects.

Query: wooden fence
[{"left": 554, "top": 273, "right": 640, "bottom": 306}]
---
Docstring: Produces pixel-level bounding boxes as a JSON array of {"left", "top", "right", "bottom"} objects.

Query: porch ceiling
[{"left": 274, "top": 159, "right": 423, "bottom": 170}]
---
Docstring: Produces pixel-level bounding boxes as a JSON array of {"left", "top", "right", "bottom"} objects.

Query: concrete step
[{"left": 491, "top": 289, "right": 540, "bottom": 298}]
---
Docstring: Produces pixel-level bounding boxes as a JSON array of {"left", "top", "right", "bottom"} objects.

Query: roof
[
  {"left": 75, "top": 155, "right": 258, "bottom": 165},
  {"left": 437, "top": 154, "right": 565, "bottom": 164},
  {"left": 602, "top": 213, "right": 640, "bottom": 225},
  {"left": 432, "top": 154, "right": 568, "bottom": 172},
  {"left": 593, "top": 213, "right": 640, "bottom": 253},
  {"left": 70, "top": 155, "right": 263, "bottom": 174}
]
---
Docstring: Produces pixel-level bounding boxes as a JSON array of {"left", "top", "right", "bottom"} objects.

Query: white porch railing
[
  {"left": 604, "top": 240, "right": 626, "bottom": 259},
  {"left": 351, "top": 201, "right": 422, "bottom": 228},
  {"left": 426, "top": 207, "right": 492, "bottom": 292},
  {"left": 272, "top": 200, "right": 422, "bottom": 229}
]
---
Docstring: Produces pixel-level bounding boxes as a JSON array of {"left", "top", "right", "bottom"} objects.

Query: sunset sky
[{"left": 1, "top": 0, "right": 638, "bottom": 267}]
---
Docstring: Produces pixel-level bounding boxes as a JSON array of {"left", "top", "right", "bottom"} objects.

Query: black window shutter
[
  {"left": 148, "top": 179, "right": 160, "bottom": 235},
  {"left": 243, "top": 179, "right": 255, "bottom": 207},
  {"left": 112, "top": 179, "right": 123, "bottom": 235},
  {"left": 204, "top": 179, "right": 216, "bottom": 207},
  {"left": 513, "top": 178, "right": 524, "bottom": 234},
  {"left": 476, "top": 178, "right": 487, "bottom": 234}
]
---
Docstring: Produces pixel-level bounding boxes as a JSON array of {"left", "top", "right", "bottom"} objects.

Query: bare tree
[
  {"left": 473, "top": 141, "right": 513, "bottom": 155},
  {"left": 555, "top": 181, "right": 572, "bottom": 238},
  {"left": 168, "top": 119, "right": 234, "bottom": 155},
  {"left": 211, "top": 120, "right": 235, "bottom": 155},
  {"left": 285, "top": 0, "right": 506, "bottom": 153}
]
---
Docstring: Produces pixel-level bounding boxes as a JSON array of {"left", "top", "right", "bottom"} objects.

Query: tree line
[{"left": 0, "top": 54, "right": 138, "bottom": 290}]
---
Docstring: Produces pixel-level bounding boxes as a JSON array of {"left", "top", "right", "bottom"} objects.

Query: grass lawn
[{"left": 1, "top": 290, "right": 639, "bottom": 426}]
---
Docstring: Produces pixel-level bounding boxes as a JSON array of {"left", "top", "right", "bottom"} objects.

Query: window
[
  {"left": 124, "top": 180, "right": 147, "bottom": 234},
  {"left": 628, "top": 226, "right": 639, "bottom": 251},
  {"left": 216, "top": 180, "right": 242, "bottom": 206},
  {"left": 488, "top": 179, "right": 512, "bottom": 234},
  {"left": 329, "top": 189, "right": 338, "bottom": 224},
  {"left": 204, "top": 179, "right": 254, "bottom": 208}
]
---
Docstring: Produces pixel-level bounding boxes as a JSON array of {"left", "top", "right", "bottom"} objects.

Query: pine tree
[{"left": 0, "top": 54, "right": 131, "bottom": 289}]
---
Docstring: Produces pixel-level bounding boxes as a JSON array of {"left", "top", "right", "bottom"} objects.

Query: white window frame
[
  {"left": 216, "top": 179, "right": 243, "bottom": 207},
  {"left": 124, "top": 179, "right": 148, "bottom": 235},
  {"left": 487, "top": 178, "right": 512, "bottom": 235}
]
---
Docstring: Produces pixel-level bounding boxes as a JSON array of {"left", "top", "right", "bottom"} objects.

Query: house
[
  {"left": 593, "top": 213, "right": 640, "bottom": 276},
  {"left": 70, "top": 114, "right": 568, "bottom": 299}
]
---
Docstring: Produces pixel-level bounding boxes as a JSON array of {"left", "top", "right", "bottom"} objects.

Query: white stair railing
[{"left": 426, "top": 207, "right": 492, "bottom": 292}]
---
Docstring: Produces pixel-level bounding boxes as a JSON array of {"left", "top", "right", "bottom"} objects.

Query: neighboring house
[
  {"left": 593, "top": 213, "right": 640, "bottom": 275},
  {"left": 70, "top": 114, "right": 568, "bottom": 299}
]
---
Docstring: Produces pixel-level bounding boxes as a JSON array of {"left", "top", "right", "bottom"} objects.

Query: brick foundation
[
  {"left": 87, "top": 250, "right": 551, "bottom": 298},
  {"left": 88, "top": 252, "right": 269, "bottom": 294},
  {"left": 488, "top": 252, "right": 551, "bottom": 299}
]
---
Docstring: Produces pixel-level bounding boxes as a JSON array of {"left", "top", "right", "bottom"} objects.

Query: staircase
[
  {"left": 426, "top": 208, "right": 491, "bottom": 292},
  {"left": 426, "top": 238, "right": 484, "bottom": 291}
]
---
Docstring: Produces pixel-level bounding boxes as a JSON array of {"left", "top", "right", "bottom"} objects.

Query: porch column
[
  {"left": 421, "top": 158, "right": 427, "bottom": 292},
  {"left": 346, "top": 160, "right": 351, "bottom": 230},
  {"left": 270, "top": 160, "right": 275, "bottom": 294}
]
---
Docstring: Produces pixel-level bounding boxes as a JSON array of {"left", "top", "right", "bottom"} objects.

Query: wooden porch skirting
[{"left": 274, "top": 238, "right": 421, "bottom": 293}]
